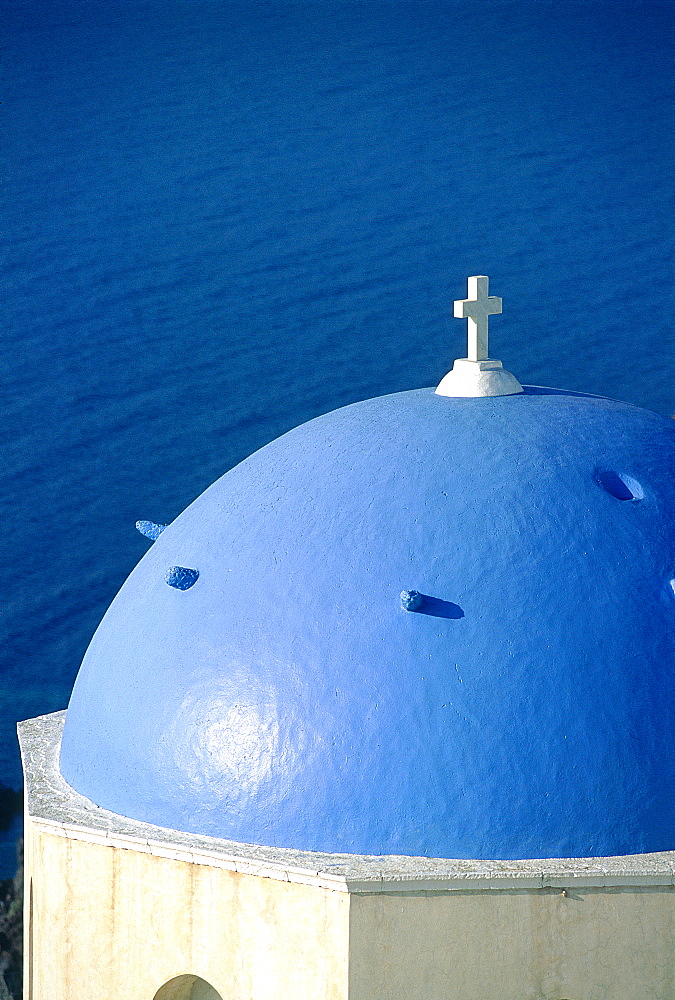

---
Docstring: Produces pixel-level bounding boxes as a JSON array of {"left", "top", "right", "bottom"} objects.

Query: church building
[{"left": 20, "top": 278, "right": 675, "bottom": 999}]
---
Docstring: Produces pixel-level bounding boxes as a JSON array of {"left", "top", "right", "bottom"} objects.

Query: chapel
[{"left": 20, "top": 278, "right": 675, "bottom": 1000}]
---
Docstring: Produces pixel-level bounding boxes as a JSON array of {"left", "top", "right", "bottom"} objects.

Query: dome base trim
[
  {"left": 435, "top": 358, "right": 524, "bottom": 397},
  {"left": 19, "top": 711, "right": 675, "bottom": 892}
]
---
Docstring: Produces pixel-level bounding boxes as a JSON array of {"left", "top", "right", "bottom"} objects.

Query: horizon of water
[{"left": 1, "top": 0, "right": 673, "bottom": 876}]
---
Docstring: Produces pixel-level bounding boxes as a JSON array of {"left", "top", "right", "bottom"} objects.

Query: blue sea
[{"left": 1, "top": 0, "right": 673, "bottom": 876}]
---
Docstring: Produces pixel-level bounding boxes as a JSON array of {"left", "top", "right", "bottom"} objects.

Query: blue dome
[{"left": 60, "top": 387, "right": 675, "bottom": 860}]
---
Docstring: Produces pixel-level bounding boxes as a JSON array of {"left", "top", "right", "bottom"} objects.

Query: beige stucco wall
[
  {"left": 24, "top": 818, "right": 350, "bottom": 1000},
  {"left": 348, "top": 885, "right": 675, "bottom": 1000},
  {"left": 24, "top": 813, "right": 675, "bottom": 1000}
]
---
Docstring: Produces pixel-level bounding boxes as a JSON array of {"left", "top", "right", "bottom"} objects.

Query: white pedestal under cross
[
  {"left": 435, "top": 275, "right": 523, "bottom": 398},
  {"left": 454, "top": 275, "right": 502, "bottom": 362}
]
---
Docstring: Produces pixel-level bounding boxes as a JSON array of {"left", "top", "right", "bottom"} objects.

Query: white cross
[{"left": 454, "top": 275, "right": 502, "bottom": 362}]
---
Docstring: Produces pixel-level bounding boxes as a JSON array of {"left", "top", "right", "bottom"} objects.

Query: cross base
[{"left": 435, "top": 358, "right": 524, "bottom": 398}]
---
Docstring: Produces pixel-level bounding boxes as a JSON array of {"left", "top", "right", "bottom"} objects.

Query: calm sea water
[{"left": 1, "top": 0, "right": 673, "bottom": 875}]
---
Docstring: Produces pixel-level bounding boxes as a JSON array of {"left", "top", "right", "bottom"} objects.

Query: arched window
[{"left": 153, "top": 975, "right": 223, "bottom": 1000}]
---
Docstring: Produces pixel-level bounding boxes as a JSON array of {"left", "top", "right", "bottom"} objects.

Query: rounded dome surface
[{"left": 60, "top": 387, "right": 675, "bottom": 859}]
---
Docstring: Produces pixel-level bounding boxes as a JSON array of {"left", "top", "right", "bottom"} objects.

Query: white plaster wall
[
  {"left": 25, "top": 821, "right": 350, "bottom": 1000},
  {"left": 348, "top": 887, "right": 675, "bottom": 1000},
  {"left": 24, "top": 816, "right": 675, "bottom": 1000}
]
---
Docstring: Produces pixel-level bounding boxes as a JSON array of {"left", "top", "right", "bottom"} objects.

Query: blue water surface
[{"left": 1, "top": 0, "right": 673, "bottom": 875}]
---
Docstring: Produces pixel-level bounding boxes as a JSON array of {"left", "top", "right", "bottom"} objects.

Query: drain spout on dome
[{"left": 136, "top": 520, "right": 168, "bottom": 541}]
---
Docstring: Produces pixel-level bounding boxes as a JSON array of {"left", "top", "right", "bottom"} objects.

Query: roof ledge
[{"left": 18, "top": 712, "right": 675, "bottom": 894}]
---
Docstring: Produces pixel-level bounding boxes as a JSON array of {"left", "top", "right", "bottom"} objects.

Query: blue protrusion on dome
[
  {"left": 136, "top": 520, "right": 168, "bottom": 541},
  {"left": 165, "top": 566, "right": 199, "bottom": 591},
  {"left": 400, "top": 589, "right": 424, "bottom": 611},
  {"left": 60, "top": 387, "right": 675, "bottom": 861}
]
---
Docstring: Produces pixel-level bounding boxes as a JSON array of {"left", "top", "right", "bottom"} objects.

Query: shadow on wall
[{"left": 153, "top": 975, "right": 223, "bottom": 1000}]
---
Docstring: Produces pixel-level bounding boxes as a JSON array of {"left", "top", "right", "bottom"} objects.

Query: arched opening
[{"left": 153, "top": 975, "right": 223, "bottom": 1000}]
